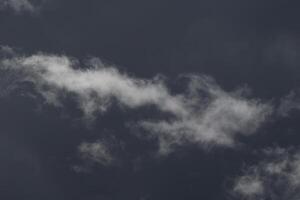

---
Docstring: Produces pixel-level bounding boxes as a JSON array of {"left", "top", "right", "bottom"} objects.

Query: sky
[{"left": 1, "top": 0, "right": 300, "bottom": 199}]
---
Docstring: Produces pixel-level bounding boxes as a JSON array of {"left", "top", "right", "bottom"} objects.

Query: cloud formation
[
  {"left": 277, "top": 90, "right": 300, "bottom": 117},
  {"left": 140, "top": 81, "right": 271, "bottom": 153},
  {"left": 0, "top": 53, "right": 272, "bottom": 153},
  {"left": 78, "top": 141, "right": 113, "bottom": 166},
  {"left": 231, "top": 147, "right": 300, "bottom": 200},
  {"left": 0, "top": 0, "right": 40, "bottom": 14}
]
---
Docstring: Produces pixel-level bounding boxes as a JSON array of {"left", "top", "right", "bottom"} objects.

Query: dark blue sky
[{"left": 1, "top": 0, "right": 300, "bottom": 200}]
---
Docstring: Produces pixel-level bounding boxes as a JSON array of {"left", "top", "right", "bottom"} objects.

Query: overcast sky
[{"left": 1, "top": 0, "right": 300, "bottom": 200}]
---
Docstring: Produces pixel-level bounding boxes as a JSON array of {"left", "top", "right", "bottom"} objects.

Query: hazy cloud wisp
[
  {"left": 0, "top": 0, "right": 40, "bottom": 14},
  {"left": 231, "top": 147, "right": 300, "bottom": 200}
]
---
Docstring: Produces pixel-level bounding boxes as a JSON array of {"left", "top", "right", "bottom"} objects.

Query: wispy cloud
[
  {"left": 0, "top": 0, "right": 41, "bottom": 14},
  {"left": 139, "top": 78, "right": 271, "bottom": 153},
  {"left": 277, "top": 90, "right": 300, "bottom": 117},
  {"left": 78, "top": 140, "right": 114, "bottom": 166},
  {"left": 0, "top": 45, "right": 15, "bottom": 55},
  {"left": 0, "top": 53, "right": 272, "bottom": 153},
  {"left": 231, "top": 147, "right": 300, "bottom": 200}
]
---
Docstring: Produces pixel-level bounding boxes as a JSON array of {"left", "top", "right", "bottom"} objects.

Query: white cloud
[
  {"left": 233, "top": 175, "right": 264, "bottom": 198},
  {"left": 231, "top": 147, "right": 300, "bottom": 200},
  {"left": 141, "top": 83, "right": 271, "bottom": 153},
  {"left": 0, "top": 0, "right": 40, "bottom": 14},
  {"left": 0, "top": 53, "right": 272, "bottom": 153}
]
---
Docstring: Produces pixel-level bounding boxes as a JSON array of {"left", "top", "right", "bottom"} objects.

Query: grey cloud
[
  {"left": 0, "top": 46, "right": 21, "bottom": 97},
  {"left": 233, "top": 174, "right": 264, "bottom": 198},
  {"left": 0, "top": 0, "right": 41, "bottom": 14},
  {"left": 140, "top": 77, "right": 271, "bottom": 153},
  {"left": 277, "top": 90, "right": 300, "bottom": 117},
  {"left": 0, "top": 45, "right": 16, "bottom": 55},
  {"left": 78, "top": 141, "right": 113, "bottom": 166},
  {"left": 231, "top": 147, "right": 300, "bottom": 200},
  {"left": 0, "top": 53, "right": 272, "bottom": 153}
]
